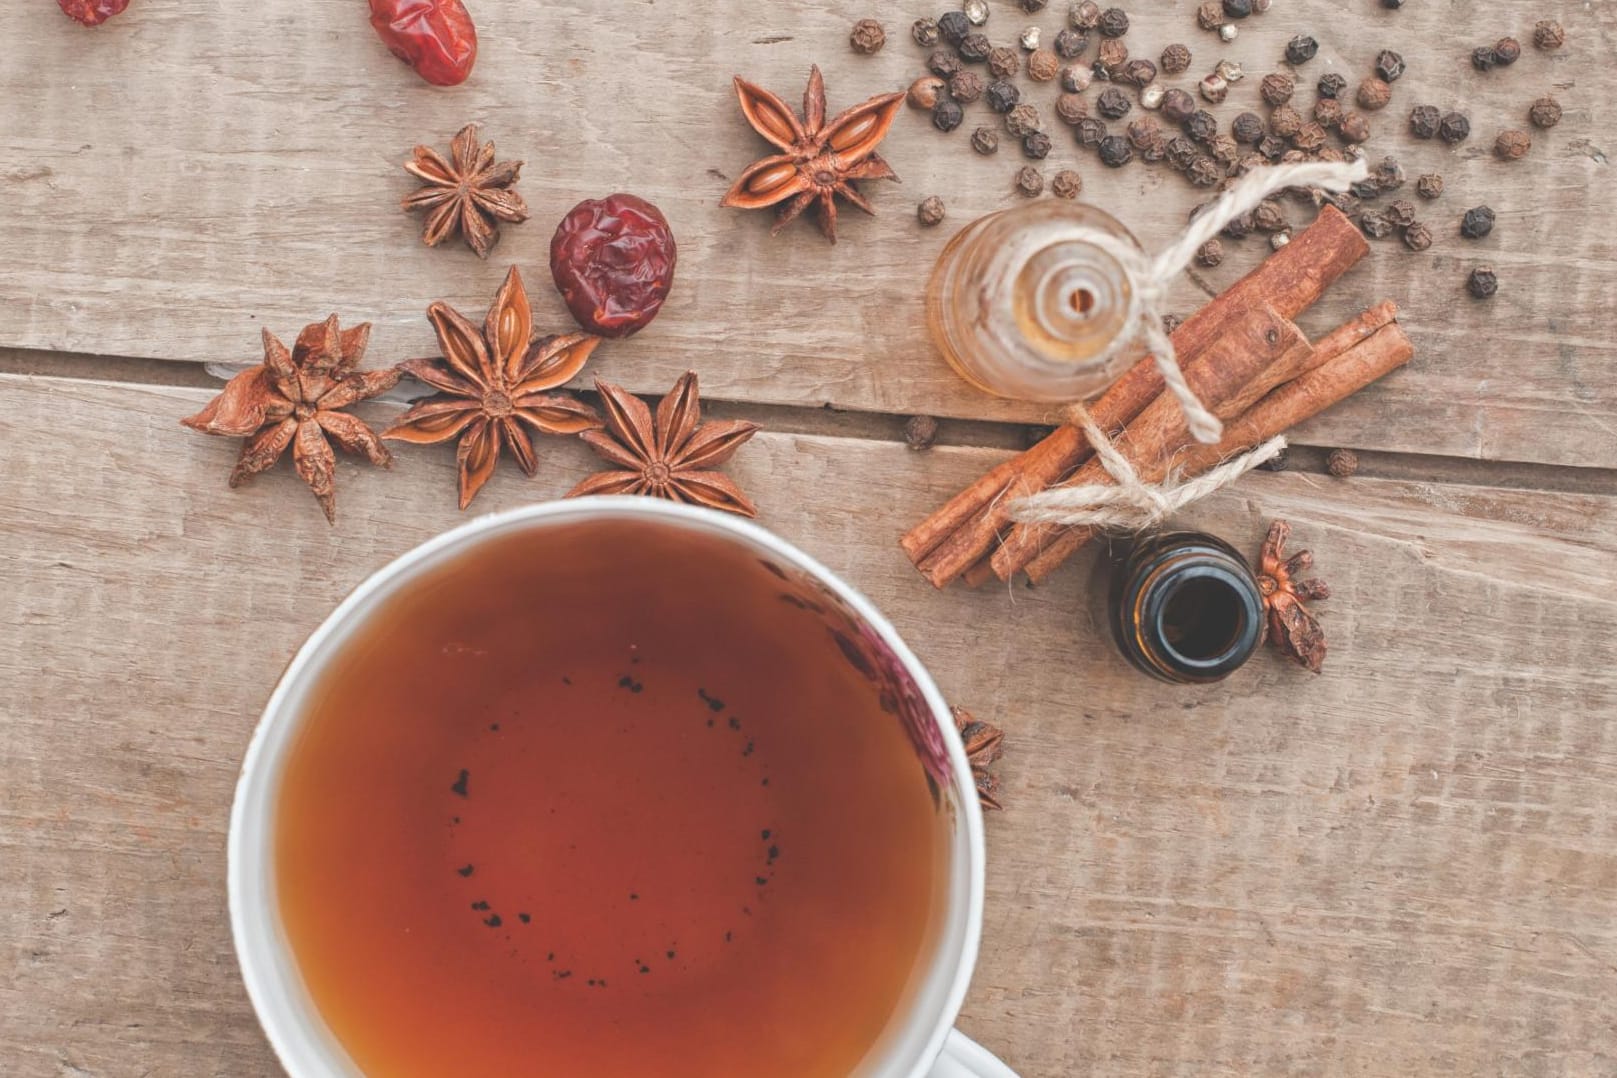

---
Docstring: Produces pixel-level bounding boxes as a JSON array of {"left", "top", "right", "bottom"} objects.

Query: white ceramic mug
[{"left": 229, "top": 498, "right": 1020, "bottom": 1077}]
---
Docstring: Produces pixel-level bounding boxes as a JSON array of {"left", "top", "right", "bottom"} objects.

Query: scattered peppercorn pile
[{"left": 858, "top": 4, "right": 1571, "bottom": 301}]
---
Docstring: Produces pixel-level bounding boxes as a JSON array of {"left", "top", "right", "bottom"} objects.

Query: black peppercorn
[
  {"left": 1326, "top": 448, "right": 1359, "bottom": 478},
  {"left": 1268, "top": 105, "right": 1303, "bottom": 139},
  {"left": 985, "top": 78, "right": 1021, "bottom": 113},
  {"left": 916, "top": 197, "right": 946, "bottom": 228},
  {"left": 1196, "top": 1, "right": 1223, "bottom": 30},
  {"left": 913, "top": 18, "right": 941, "bottom": 47},
  {"left": 1317, "top": 73, "right": 1348, "bottom": 99},
  {"left": 1055, "top": 29, "right": 1088, "bottom": 59},
  {"left": 1207, "top": 133, "right": 1239, "bottom": 165},
  {"left": 1019, "top": 0, "right": 1049, "bottom": 10},
  {"left": 1493, "top": 36, "right": 1521, "bottom": 65},
  {"left": 1339, "top": 111, "right": 1371, "bottom": 143},
  {"left": 1285, "top": 36, "right": 1319, "bottom": 65},
  {"left": 1257, "top": 134, "right": 1287, "bottom": 161},
  {"left": 1253, "top": 199, "right": 1288, "bottom": 233},
  {"left": 928, "top": 48, "right": 963, "bottom": 79},
  {"left": 1071, "top": 0, "right": 1101, "bottom": 29},
  {"left": 1162, "top": 89, "right": 1197, "bottom": 123},
  {"left": 1231, "top": 111, "right": 1265, "bottom": 144},
  {"left": 1460, "top": 205, "right": 1495, "bottom": 239},
  {"left": 1374, "top": 50, "right": 1405, "bottom": 83},
  {"left": 1381, "top": 0, "right": 1404, "bottom": 6},
  {"left": 932, "top": 99, "right": 965, "bottom": 132},
  {"left": 938, "top": 11, "right": 971, "bottom": 46},
  {"left": 1096, "top": 87, "right": 1131, "bottom": 120},
  {"left": 1292, "top": 121, "right": 1326, "bottom": 152},
  {"left": 1220, "top": 209, "right": 1255, "bottom": 237},
  {"left": 1095, "top": 37, "right": 1128, "bottom": 76},
  {"left": 1165, "top": 135, "right": 1198, "bottom": 170},
  {"left": 971, "top": 126, "right": 999, "bottom": 154},
  {"left": 850, "top": 19, "right": 886, "bottom": 55},
  {"left": 1385, "top": 198, "right": 1416, "bottom": 228},
  {"left": 1187, "top": 155, "right": 1222, "bottom": 187},
  {"left": 1467, "top": 266, "right": 1498, "bottom": 299},
  {"left": 1052, "top": 169, "right": 1084, "bottom": 199},
  {"left": 1196, "top": 239, "right": 1224, "bottom": 267},
  {"left": 988, "top": 46, "right": 1020, "bottom": 79},
  {"left": 1023, "top": 130, "right": 1054, "bottom": 159},
  {"left": 1056, "top": 93, "right": 1088, "bottom": 125},
  {"left": 1495, "top": 129, "right": 1531, "bottom": 161},
  {"left": 1061, "top": 63, "right": 1092, "bottom": 92},
  {"left": 905, "top": 414, "right": 940, "bottom": 448},
  {"left": 1314, "top": 98, "right": 1344, "bottom": 129},
  {"left": 1122, "top": 59, "right": 1157, "bottom": 87},
  {"left": 1223, "top": 0, "right": 1252, "bottom": 16},
  {"left": 1125, "top": 116, "right": 1161, "bottom": 146},
  {"left": 1161, "top": 43, "right": 1192, "bottom": 75},
  {"left": 1006, "top": 103, "right": 1042, "bottom": 137},
  {"left": 1533, "top": 20, "right": 1565, "bottom": 50},
  {"left": 1416, "top": 173, "right": 1443, "bottom": 199},
  {"left": 1185, "top": 109, "right": 1218, "bottom": 142},
  {"left": 1162, "top": 313, "right": 1184, "bottom": 334},
  {"left": 1256, "top": 447, "right": 1289, "bottom": 472},
  {"left": 1409, "top": 105, "right": 1440, "bottom": 139},
  {"left": 1028, "top": 48, "right": 1061, "bottom": 82},
  {"left": 959, "top": 33, "right": 992, "bottom": 63},
  {"left": 1015, "top": 165, "right": 1045, "bottom": 197},
  {"left": 1138, "top": 132, "right": 1168, "bottom": 162},
  {"left": 1471, "top": 46, "right": 1498, "bottom": 72},
  {"left": 1359, "top": 212, "right": 1393, "bottom": 239},
  {"left": 1097, "top": 7, "right": 1129, "bottom": 38},
  {"left": 950, "top": 71, "right": 985, "bottom": 104},
  {"left": 1259, "top": 72, "right": 1295, "bottom": 107},
  {"left": 1075, "top": 117, "right": 1108, "bottom": 147},
  {"left": 1098, "top": 135, "right": 1133, "bottom": 167},
  {"left": 1529, "top": 97, "right": 1563, "bottom": 129},
  {"left": 908, "top": 76, "right": 946, "bottom": 110},
  {"left": 1438, "top": 112, "right": 1470, "bottom": 144},
  {"left": 1372, "top": 155, "right": 1405, "bottom": 192},
  {"left": 1350, "top": 179, "right": 1381, "bottom": 201},
  {"left": 1402, "top": 221, "right": 1433, "bottom": 251},
  {"left": 1357, "top": 78, "right": 1392, "bottom": 111}
]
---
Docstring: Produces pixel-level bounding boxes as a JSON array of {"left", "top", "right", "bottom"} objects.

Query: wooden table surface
[{"left": 3, "top": 2, "right": 1615, "bottom": 1076}]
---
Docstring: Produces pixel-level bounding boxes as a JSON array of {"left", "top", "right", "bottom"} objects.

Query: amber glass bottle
[{"left": 1104, "top": 531, "right": 1264, "bottom": 684}]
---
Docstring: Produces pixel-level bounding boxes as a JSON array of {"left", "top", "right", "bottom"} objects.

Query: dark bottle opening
[{"left": 1105, "top": 531, "right": 1265, "bottom": 684}]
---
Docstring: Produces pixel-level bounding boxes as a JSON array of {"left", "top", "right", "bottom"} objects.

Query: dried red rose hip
[
  {"left": 550, "top": 194, "right": 677, "bottom": 339},
  {"left": 367, "top": 0, "right": 478, "bottom": 87},
  {"left": 58, "top": 0, "right": 129, "bottom": 25}
]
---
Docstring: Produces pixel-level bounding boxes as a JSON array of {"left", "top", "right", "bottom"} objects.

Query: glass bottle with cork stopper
[{"left": 925, "top": 201, "right": 1148, "bottom": 402}]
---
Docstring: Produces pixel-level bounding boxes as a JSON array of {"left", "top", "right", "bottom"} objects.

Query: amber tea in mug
[{"left": 271, "top": 516, "right": 954, "bottom": 1076}]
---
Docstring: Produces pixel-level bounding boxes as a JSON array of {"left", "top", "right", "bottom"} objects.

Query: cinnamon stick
[
  {"left": 991, "top": 303, "right": 1314, "bottom": 580},
  {"left": 1019, "top": 317, "right": 1414, "bottom": 585},
  {"left": 900, "top": 205, "right": 1368, "bottom": 589}
]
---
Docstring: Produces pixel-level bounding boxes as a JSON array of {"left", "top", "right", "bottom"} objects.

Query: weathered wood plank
[
  {"left": 1, "top": 3, "right": 1612, "bottom": 467},
  {"left": 2, "top": 374, "right": 1615, "bottom": 1076}
]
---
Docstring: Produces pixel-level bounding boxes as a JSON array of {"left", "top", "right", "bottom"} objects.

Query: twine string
[
  {"left": 1008, "top": 403, "right": 1287, "bottom": 531},
  {"left": 1060, "top": 158, "right": 1369, "bottom": 446}
]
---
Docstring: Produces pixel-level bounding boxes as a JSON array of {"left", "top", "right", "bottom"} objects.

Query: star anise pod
[
  {"left": 402, "top": 123, "right": 530, "bottom": 258},
  {"left": 720, "top": 65, "right": 904, "bottom": 244},
  {"left": 567, "top": 371, "right": 760, "bottom": 517},
  {"left": 181, "top": 316, "right": 400, "bottom": 524},
  {"left": 952, "top": 707, "right": 1005, "bottom": 812},
  {"left": 384, "top": 267, "right": 604, "bottom": 509},
  {"left": 1256, "top": 520, "right": 1331, "bottom": 673}
]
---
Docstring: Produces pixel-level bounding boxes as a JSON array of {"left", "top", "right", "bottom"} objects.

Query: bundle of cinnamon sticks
[{"left": 902, "top": 205, "right": 1414, "bottom": 588}]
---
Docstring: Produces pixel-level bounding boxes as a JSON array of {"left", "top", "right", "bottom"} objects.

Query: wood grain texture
[
  {"left": 0, "top": 2, "right": 1612, "bottom": 467},
  {"left": 3, "top": 374, "right": 1615, "bottom": 1077}
]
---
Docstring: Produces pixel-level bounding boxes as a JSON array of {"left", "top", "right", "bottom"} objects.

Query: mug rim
[{"left": 227, "top": 496, "right": 987, "bottom": 1077}]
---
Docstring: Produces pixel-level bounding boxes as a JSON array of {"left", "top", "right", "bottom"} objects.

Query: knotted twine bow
[{"left": 1007, "top": 157, "right": 1367, "bottom": 533}]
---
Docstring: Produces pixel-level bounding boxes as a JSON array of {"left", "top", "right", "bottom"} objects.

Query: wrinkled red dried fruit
[
  {"left": 367, "top": 0, "right": 478, "bottom": 87},
  {"left": 550, "top": 194, "right": 678, "bottom": 339},
  {"left": 58, "top": 0, "right": 129, "bottom": 25}
]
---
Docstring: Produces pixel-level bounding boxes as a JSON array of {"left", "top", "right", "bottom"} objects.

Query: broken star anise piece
[
  {"left": 567, "top": 371, "right": 760, "bottom": 517},
  {"left": 384, "top": 266, "right": 604, "bottom": 509},
  {"left": 720, "top": 64, "right": 904, "bottom": 244},
  {"left": 1256, "top": 520, "right": 1332, "bottom": 673},
  {"left": 402, "top": 123, "right": 530, "bottom": 259},
  {"left": 952, "top": 707, "right": 1005, "bottom": 812},
  {"left": 181, "top": 316, "right": 400, "bottom": 524}
]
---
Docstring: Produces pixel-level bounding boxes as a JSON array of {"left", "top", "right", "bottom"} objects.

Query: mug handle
[{"left": 929, "top": 1029, "right": 1020, "bottom": 1077}]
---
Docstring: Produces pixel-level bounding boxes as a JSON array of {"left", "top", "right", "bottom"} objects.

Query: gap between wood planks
[{"left": 6, "top": 345, "right": 1615, "bottom": 500}]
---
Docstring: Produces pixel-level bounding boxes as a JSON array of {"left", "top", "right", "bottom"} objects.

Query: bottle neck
[{"left": 1109, "top": 533, "right": 1264, "bottom": 685}]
